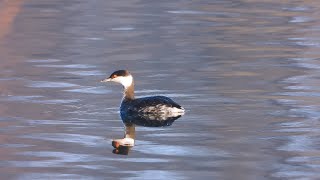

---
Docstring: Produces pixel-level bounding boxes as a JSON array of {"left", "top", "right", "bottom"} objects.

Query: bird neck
[
  {"left": 124, "top": 123, "right": 135, "bottom": 139},
  {"left": 123, "top": 81, "right": 135, "bottom": 101}
]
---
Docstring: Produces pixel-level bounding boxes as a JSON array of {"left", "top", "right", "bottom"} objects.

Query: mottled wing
[{"left": 131, "top": 96, "right": 182, "bottom": 111}]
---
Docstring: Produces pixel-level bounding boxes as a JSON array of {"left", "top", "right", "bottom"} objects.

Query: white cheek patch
[{"left": 113, "top": 75, "right": 133, "bottom": 88}]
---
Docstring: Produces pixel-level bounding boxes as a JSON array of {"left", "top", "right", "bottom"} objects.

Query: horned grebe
[{"left": 101, "top": 70, "right": 185, "bottom": 115}]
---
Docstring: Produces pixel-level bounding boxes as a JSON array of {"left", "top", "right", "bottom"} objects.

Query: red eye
[{"left": 112, "top": 75, "right": 117, "bottom": 78}]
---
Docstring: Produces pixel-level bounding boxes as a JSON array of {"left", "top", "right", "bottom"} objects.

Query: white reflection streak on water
[
  {"left": 122, "top": 170, "right": 184, "bottom": 180},
  {"left": 21, "top": 133, "right": 106, "bottom": 147},
  {"left": 273, "top": 2, "right": 320, "bottom": 178}
]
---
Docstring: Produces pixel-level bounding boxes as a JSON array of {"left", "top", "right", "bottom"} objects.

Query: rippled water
[{"left": 1, "top": 0, "right": 320, "bottom": 179}]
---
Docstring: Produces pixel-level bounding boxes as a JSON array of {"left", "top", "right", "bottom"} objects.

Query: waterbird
[{"left": 101, "top": 70, "right": 185, "bottom": 116}]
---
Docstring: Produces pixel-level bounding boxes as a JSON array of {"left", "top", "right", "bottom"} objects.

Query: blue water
[{"left": 0, "top": 0, "right": 320, "bottom": 179}]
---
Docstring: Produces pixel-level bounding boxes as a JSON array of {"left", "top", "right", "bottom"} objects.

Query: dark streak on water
[{"left": 1, "top": 0, "right": 320, "bottom": 179}]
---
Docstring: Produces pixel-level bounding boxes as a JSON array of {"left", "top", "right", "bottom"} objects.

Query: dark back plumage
[
  {"left": 121, "top": 96, "right": 183, "bottom": 114},
  {"left": 121, "top": 112, "right": 181, "bottom": 127}
]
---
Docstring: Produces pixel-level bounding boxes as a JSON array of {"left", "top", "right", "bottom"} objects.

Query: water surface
[{"left": 1, "top": 0, "right": 320, "bottom": 179}]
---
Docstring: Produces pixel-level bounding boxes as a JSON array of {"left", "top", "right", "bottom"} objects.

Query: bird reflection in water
[{"left": 112, "top": 112, "right": 182, "bottom": 155}]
